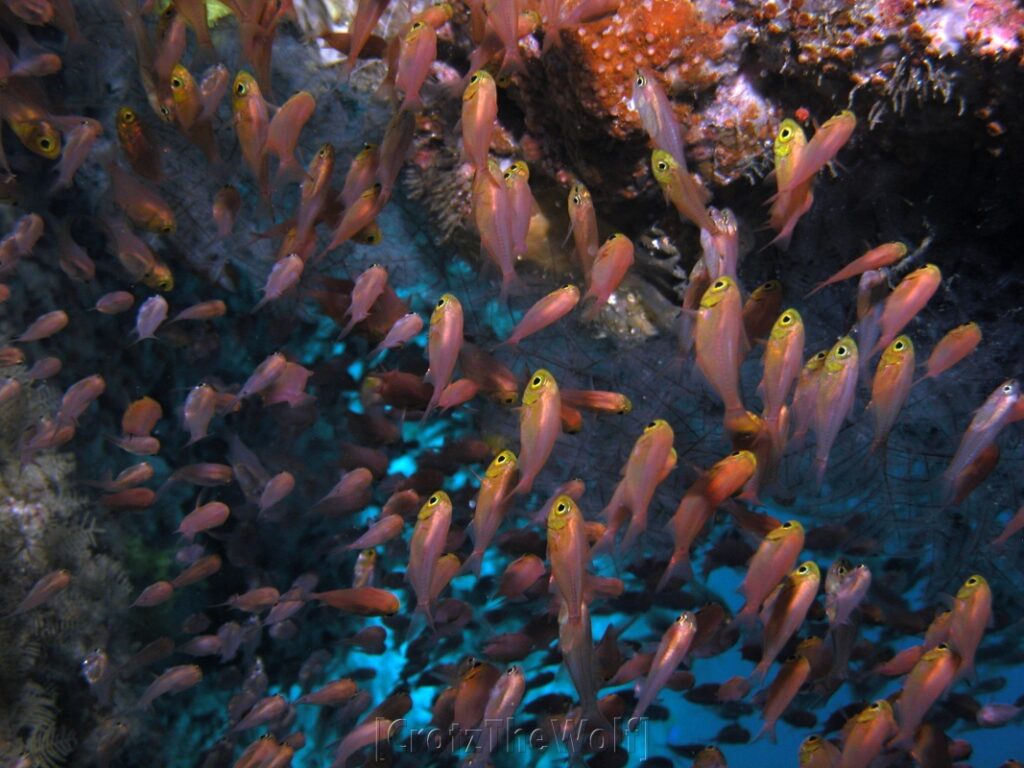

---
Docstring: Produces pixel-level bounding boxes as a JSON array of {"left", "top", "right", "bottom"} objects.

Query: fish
[
  {"left": 568, "top": 182, "right": 599, "bottom": 279},
  {"left": 253, "top": 254, "right": 304, "bottom": 313},
  {"left": 867, "top": 335, "right": 914, "bottom": 453},
  {"left": 133, "top": 296, "right": 169, "bottom": 342},
  {"left": 423, "top": 293, "right": 464, "bottom": 419},
  {"left": 171, "top": 301, "right": 226, "bottom": 323},
  {"left": 919, "top": 322, "right": 982, "bottom": 382},
  {"left": 659, "top": 450, "right": 757, "bottom": 588},
  {"left": 15, "top": 309, "right": 68, "bottom": 343},
  {"left": 198, "top": 64, "right": 230, "bottom": 122},
  {"left": 370, "top": 312, "right": 423, "bottom": 357},
  {"left": 754, "top": 561, "right": 820, "bottom": 680},
  {"left": 582, "top": 233, "right": 634, "bottom": 321},
  {"left": 322, "top": 183, "right": 383, "bottom": 256},
  {"left": 461, "top": 70, "right": 497, "bottom": 173},
  {"left": 546, "top": 494, "right": 588, "bottom": 623},
  {"left": 212, "top": 184, "right": 242, "bottom": 240},
  {"left": 775, "top": 110, "right": 856, "bottom": 194},
  {"left": 346, "top": 515, "right": 405, "bottom": 551},
  {"left": 169, "top": 64, "right": 200, "bottom": 130},
  {"left": 824, "top": 559, "right": 871, "bottom": 628},
  {"left": 110, "top": 162, "right": 176, "bottom": 234},
  {"left": 466, "top": 665, "right": 526, "bottom": 767},
  {"left": 813, "top": 337, "right": 858, "bottom": 487},
  {"left": 789, "top": 349, "right": 827, "bottom": 450},
  {"left": 872, "top": 264, "right": 941, "bottom": 354},
  {"left": 599, "top": 419, "right": 675, "bottom": 553},
  {"left": 340, "top": 0, "right": 392, "bottom": 79},
  {"left": 756, "top": 654, "right": 811, "bottom": 742},
  {"left": 501, "top": 284, "right": 579, "bottom": 346},
  {"left": 116, "top": 107, "right": 161, "bottom": 181},
  {"left": 396, "top": 21, "right": 438, "bottom": 111},
  {"left": 341, "top": 143, "right": 379, "bottom": 209},
  {"left": 890, "top": 644, "right": 959, "bottom": 749},
  {"left": 806, "top": 242, "right": 908, "bottom": 297},
  {"left": 652, "top": 149, "right": 716, "bottom": 234},
  {"left": 473, "top": 159, "right": 518, "bottom": 300},
  {"left": 513, "top": 369, "right": 562, "bottom": 496},
  {"left": 375, "top": 108, "right": 415, "bottom": 205},
  {"left": 259, "top": 471, "right": 295, "bottom": 515},
  {"left": 297, "top": 679, "right": 360, "bottom": 707},
  {"left": 557, "top": 601, "right": 605, "bottom": 728},
  {"left": 51, "top": 117, "right": 102, "bottom": 192},
  {"left": 5, "top": 569, "right": 71, "bottom": 617},
  {"left": 294, "top": 143, "right": 334, "bottom": 247},
  {"left": 631, "top": 612, "right": 697, "bottom": 722},
  {"left": 799, "top": 734, "right": 841, "bottom": 768},
  {"left": 767, "top": 118, "right": 814, "bottom": 251},
  {"left": 742, "top": 280, "right": 784, "bottom": 342},
  {"left": 837, "top": 700, "right": 898, "bottom": 768},
  {"left": 231, "top": 71, "right": 270, "bottom": 194},
  {"left": 948, "top": 574, "right": 991, "bottom": 681},
  {"left": 694, "top": 276, "right": 747, "bottom": 421},
  {"left": 942, "top": 379, "right": 1019, "bottom": 496},
  {"left": 101, "top": 221, "right": 156, "bottom": 289},
  {"left": 504, "top": 160, "right": 535, "bottom": 258},
  {"left": 263, "top": 90, "right": 315, "bottom": 186},
  {"left": 738, "top": 520, "right": 805, "bottom": 624},
  {"left": 486, "top": 0, "right": 525, "bottom": 77},
  {"left": 631, "top": 68, "right": 686, "bottom": 169},
  {"left": 137, "top": 664, "right": 203, "bottom": 709},
  {"left": 407, "top": 491, "right": 452, "bottom": 628},
  {"left": 132, "top": 581, "right": 174, "bottom": 608},
  {"left": 176, "top": 502, "right": 230, "bottom": 542},
  {"left": 760, "top": 308, "right": 804, "bottom": 458},
  {"left": 340, "top": 264, "right": 389, "bottom": 338},
  {"left": 462, "top": 450, "right": 519, "bottom": 576}
]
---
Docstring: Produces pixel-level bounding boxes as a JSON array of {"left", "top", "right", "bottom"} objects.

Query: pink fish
[
  {"left": 423, "top": 294, "right": 464, "bottom": 418},
  {"left": 340, "top": 0, "right": 391, "bottom": 79},
  {"left": 631, "top": 612, "right": 697, "bottom": 722},
  {"left": 341, "top": 143, "right": 378, "bottom": 209},
  {"left": 806, "top": 241, "right": 907, "bottom": 297},
  {"left": 56, "top": 374, "right": 105, "bottom": 425},
  {"left": 472, "top": 160, "right": 518, "bottom": 300},
  {"left": 485, "top": 0, "right": 524, "bottom": 77},
  {"left": 132, "top": 580, "right": 175, "bottom": 608},
  {"left": 462, "top": 450, "right": 519, "bottom": 576},
  {"left": 370, "top": 312, "right": 423, "bottom": 357},
  {"left": 95, "top": 290, "right": 136, "bottom": 315},
  {"left": 259, "top": 471, "right": 295, "bottom": 514},
  {"left": 567, "top": 182, "right": 599, "bottom": 280},
  {"left": 347, "top": 515, "right": 405, "bottom": 550},
  {"left": 919, "top": 322, "right": 981, "bottom": 383},
  {"left": 461, "top": 69, "right": 497, "bottom": 173},
  {"left": 582, "top": 234, "right": 634, "bottom": 321},
  {"left": 212, "top": 184, "right": 242, "bottom": 240},
  {"left": 138, "top": 664, "right": 203, "bottom": 709},
  {"left": 376, "top": 108, "right": 415, "bottom": 206},
  {"left": 55, "top": 221, "right": 95, "bottom": 282},
  {"left": 182, "top": 384, "right": 216, "bottom": 444},
  {"left": 15, "top": 309, "right": 68, "bottom": 343},
  {"left": 263, "top": 90, "right": 315, "bottom": 186},
  {"left": 501, "top": 284, "right": 579, "bottom": 346},
  {"left": 236, "top": 352, "right": 287, "bottom": 402},
  {"left": 340, "top": 264, "right": 389, "bottom": 337},
  {"left": 396, "top": 21, "right": 437, "bottom": 111},
  {"left": 813, "top": 337, "right": 858, "bottom": 486},
  {"left": 513, "top": 369, "right": 561, "bottom": 496},
  {"left": 51, "top": 117, "right": 102, "bottom": 192},
  {"left": 504, "top": 160, "right": 535, "bottom": 258},
  {"left": 694, "top": 276, "right": 746, "bottom": 421},
  {"left": 943, "top": 379, "right": 1019, "bottom": 496},
  {"left": 133, "top": 296, "right": 168, "bottom": 342},
  {"left": 630, "top": 68, "right": 685, "bottom": 169},
  {"left": 198, "top": 63, "right": 229, "bottom": 122},
  {"left": 171, "top": 300, "right": 226, "bottom": 323},
  {"left": 872, "top": 264, "right": 941, "bottom": 355},
  {"left": 253, "top": 254, "right": 303, "bottom": 312},
  {"left": 5, "top": 569, "right": 71, "bottom": 617},
  {"left": 262, "top": 362, "right": 314, "bottom": 408},
  {"left": 407, "top": 491, "right": 453, "bottom": 628},
  {"left": 176, "top": 501, "right": 230, "bottom": 541},
  {"left": 867, "top": 336, "right": 914, "bottom": 452},
  {"left": 775, "top": 110, "right": 856, "bottom": 194}
]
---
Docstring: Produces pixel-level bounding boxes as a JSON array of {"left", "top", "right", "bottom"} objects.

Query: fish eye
[
  {"left": 656, "top": 160, "right": 668, "bottom": 172},
  {"left": 1002, "top": 384, "right": 1013, "bottom": 393},
  {"left": 318, "top": 147, "right": 328, "bottom": 157},
  {"left": 37, "top": 137, "right": 53, "bottom": 151},
  {"left": 171, "top": 76, "right": 183, "bottom": 89},
  {"left": 635, "top": 73, "right": 645, "bottom": 87},
  {"left": 782, "top": 521, "right": 792, "bottom": 528},
  {"left": 160, "top": 105, "right": 171, "bottom": 117},
  {"left": 780, "top": 127, "right": 792, "bottom": 139},
  {"left": 870, "top": 702, "right": 881, "bottom": 709},
  {"left": 470, "top": 73, "right": 481, "bottom": 84},
  {"left": 714, "top": 279, "right": 727, "bottom": 290},
  {"left": 411, "top": 21, "right": 425, "bottom": 30},
  {"left": 815, "top": 351, "right": 827, "bottom": 360},
  {"left": 836, "top": 345, "right": 848, "bottom": 357},
  {"left": 894, "top": 341, "right": 904, "bottom": 350},
  {"left": 235, "top": 81, "right": 247, "bottom": 96},
  {"left": 502, "top": 393, "right": 517, "bottom": 405},
  {"left": 798, "top": 565, "right": 809, "bottom": 574},
  {"left": 966, "top": 576, "right": 977, "bottom": 585},
  {"left": 436, "top": 297, "right": 446, "bottom": 308},
  {"left": 837, "top": 565, "right": 847, "bottom": 576},
  {"left": 428, "top": 494, "right": 439, "bottom": 505},
  {"left": 506, "top": 667, "right": 516, "bottom": 675},
  {"left": 531, "top": 375, "right": 543, "bottom": 387},
  {"left": 122, "top": 110, "right": 135, "bottom": 123},
  {"left": 764, "top": 281, "right": 779, "bottom": 290},
  {"left": 496, "top": 454, "right": 506, "bottom": 463},
  {"left": 571, "top": 194, "right": 582, "bottom": 205},
  {"left": 555, "top": 501, "right": 568, "bottom": 514},
  {"left": 781, "top": 314, "right": 792, "bottom": 324},
  {"left": 936, "top": 643, "right": 948, "bottom": 650},
  {"left": 647, "top": 421, "right": 658, "bottom": 429},
  {"left": 806, "top": 736, "right": 820, "bottom": 743},
  {"left": 161, "top": 224, "right": 173, "bottom": 234}
]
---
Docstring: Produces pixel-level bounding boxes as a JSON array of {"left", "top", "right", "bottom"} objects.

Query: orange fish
[
  {"left": 461, "top": 70, "right": 497, "bottom": 173},
  {"left": 920, "top": 322, "right": 981, "bottom": 382},
  {"left": 513, "top": 369, "right": 561, "bottom": 496},
  {"left": 806, "top": 241, "right": 907, "bottom": 297},
  {"left": 694, "top": 276, "right": 747, "bottom": 421},
  {"left": 407, "top": 491, "right": 452, "bottom": 627},
  {"left": 568, "top": 182, "right": 599, "bottom": 280},
  {"left": 872, "top": 264, "right": 941, "bottom": 355},
  {"left": 867, "top": 336, "right": 914, "bottom": 453},
  {"left": 813, "top": 337, "right": 858, "bottom": 486},
  {"left": 582, "top": 233, "right": 634, "bottom": 321}
]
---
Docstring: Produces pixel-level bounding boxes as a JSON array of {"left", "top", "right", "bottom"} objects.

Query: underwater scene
[{"left": 1, "top": 0, "right": 1024, "bottom": 766}]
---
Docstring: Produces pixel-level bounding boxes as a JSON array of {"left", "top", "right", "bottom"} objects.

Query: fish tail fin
[
  {"left": 656, "top": 550, "right": 691, "bottom": 592},
  {"left": 460, "top": 550, "right": 483, "bottom": 578},
  {"left": 803, "top": 281, "right": 826, "bottom": 299}
]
